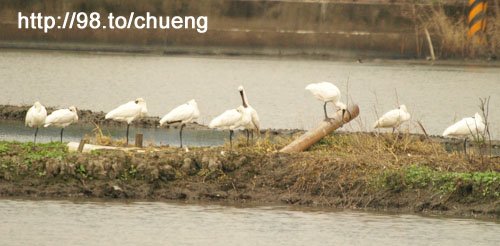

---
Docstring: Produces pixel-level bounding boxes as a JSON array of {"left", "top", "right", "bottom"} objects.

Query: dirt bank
[{"left": 0, "top": 133, "right": 499, "bottom": 219}]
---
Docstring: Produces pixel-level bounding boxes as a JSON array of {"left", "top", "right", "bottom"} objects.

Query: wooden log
[
  {"left": 67, "top": 142, "right": 140, "bottom": 153},
  {"left": 279, "top": 104, "right": 360, "bottom": 153},
  {"left": 135, "top": 133, "right": 143, "bottom": 148},
  {"left": 77, "top": 139, "right": 88, "bottom": 153}
]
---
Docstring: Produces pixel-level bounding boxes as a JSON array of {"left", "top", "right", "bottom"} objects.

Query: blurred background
[{"left": 1, "top": 0, "right": 498, "bottom": 59}]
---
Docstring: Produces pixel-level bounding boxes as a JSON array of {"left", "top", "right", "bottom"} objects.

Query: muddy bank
[{"left": 0, "top": 135, "right": 499, "bottom": 219}]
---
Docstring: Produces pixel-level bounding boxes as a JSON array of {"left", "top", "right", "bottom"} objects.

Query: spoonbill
[
  {"left": 209, "top": 105, "right": 252, "bottom": 148},
  {"left": 25, "top": 101, "right": 47, "bottom": 143},
  {"left": 443, "top": 112, "right": 485, "bottom": 155},
  {"left": 238, "top": 86, "right": 260, "bottom": 143},
  {"left": 373, "top": 105, "right": 411, "bottom": 132},
  {"left": 160, "top": 99, "right": 200, "bottom": 148},
  {"left": 305, "top": 82, "right": 346, "bottom": 119},
  {"left": 105, "top": 98, "right": 148, "bottom": 145},
  {"left": 44, "top": 106, "right": 78, "bottom": 142}
]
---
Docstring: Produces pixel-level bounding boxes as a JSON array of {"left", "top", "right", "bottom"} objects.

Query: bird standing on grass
[
  {"left": 373, "top": 105, "right": 411, "bottom": 133},
  {"left": 238, "top": 86, "right": 260, "bottom": 144},
  {"left": 209, "top": 106, "right": 252, "bottom": 148},
  {"left": 160, "top": 99, "right": 200, "bottom": 148},
  {"left": 442, "top": 112, "right": 485, "bottom": 155},
  {"left": 305, "top": 82, "right": 346, "bottom": 120},
  {"left": 25, "top": 101, "right": 47, "bottom": 144},
  {"left": 44, "top": 106, "right": 78, "bottom": 142},
  {"left": 105, "top": 98, "right": 148, "bottom": 145}
]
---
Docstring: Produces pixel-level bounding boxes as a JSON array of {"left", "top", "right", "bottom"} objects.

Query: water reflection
[{"left": 0, "top": 199, "right": 498, "bottom": 246}]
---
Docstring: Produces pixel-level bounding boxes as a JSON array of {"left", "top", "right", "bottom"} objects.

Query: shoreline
[
  {"left": 2, "top": 104, "right": 500, "bottom": 148},
  {"left": 0, "top": 136, "right": 498, "bottom": 220},
  {"left": 1, "top": 41, "right": 499, "bottom": 67}
]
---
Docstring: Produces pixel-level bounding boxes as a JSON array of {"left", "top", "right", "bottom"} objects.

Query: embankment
[
  {"left": 1, "top": 0, "right": 496, "bottom": 59},
  {"left": 0, "top": 133, "right": 499, "bottom": 219}
]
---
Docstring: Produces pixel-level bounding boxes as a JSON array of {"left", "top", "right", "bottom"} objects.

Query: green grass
[
  {"left": 0, "top": 141, "right": 68, "bottom": 165},
  {"left": 0, "top": 142, "right": 10, "bottom": 155},
  {"left": 380, "top": 165, "right": 500, "bottom": 198}
]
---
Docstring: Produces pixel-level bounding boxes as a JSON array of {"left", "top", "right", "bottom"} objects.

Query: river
[
  {"left": 0, "top": 199, "right": 498, "bottom": 245},
  {"left": 1, "top": 49, "right": 499, "bottom": 140}
]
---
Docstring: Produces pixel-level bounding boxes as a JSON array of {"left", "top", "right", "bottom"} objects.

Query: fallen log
[
  {"left": 279, "top": 104, "right": 360, "bottom": 153},
  {"left": 67, "top": 142, "right": 140, "bottom": 153}
]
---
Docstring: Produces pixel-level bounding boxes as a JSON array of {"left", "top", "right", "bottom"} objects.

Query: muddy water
[
  {"left": 0, "top": 199, "right": 498, "bottom": 246},
  {"left": 0, "top": 50, "right": 499, "bottom": 139}
]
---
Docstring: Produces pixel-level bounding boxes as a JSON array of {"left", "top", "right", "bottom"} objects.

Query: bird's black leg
[
  {"left": 229, "top": 130, "right": 234, "bottom": 149},
  {"left": 179, "top": 123, "right": 185, "bottom": 148},
  {"left": 463, "top": 138, "right": 468, "bottom": 157},
  {"left": 323, "top": 102, "right": 329, "bottom": 119},
  {"left": 126, "top": 124, "right": 130, "bottom": 145},
  {"left": 34, "top": 127, "right": 39, "bottom": 144},
  {"left": 60, "top": 128, "right": 64, "bottom": 143},
  {"left": 246, "top": 129, "right": 250, "bottom": 146}
]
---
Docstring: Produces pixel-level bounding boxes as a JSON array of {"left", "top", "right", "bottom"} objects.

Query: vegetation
[
  {"left": 416, "top": 3, "right": 499, "bottom": 58},
  {"left": 380, "top": 165, "right": 499, "bottom": 199},
  {"left": 0, "top": 131, "right": 498, "bottom": 217}
]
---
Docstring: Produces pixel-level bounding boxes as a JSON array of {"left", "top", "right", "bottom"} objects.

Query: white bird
[
  {"left": 160, "top": 99, "right": 200, "bottom": 148},
  {"left": 305, "top": 82, "right": 347, "bottom": 119},
  {"left": 238, "top": 86, "right": 260, "bottom": 144},
  {"left": 44, "top": 106, "right": 78, "bottom": 142},
  {"left": 373, "top": 105, "right": 411, "bottom": 132},
  {"left": 105, "top": 98, "right": 148, "bottom": 145},
  {"left": 443, "top": 112, "right": 485, "bottom": 155},
  {"left": 25, "top": 101, "right": 47, "bottom": 144},
  {"left": 209, "top": 105, "right": 252, "bottom": 148}
]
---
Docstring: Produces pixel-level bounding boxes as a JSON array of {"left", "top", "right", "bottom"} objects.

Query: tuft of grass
[
  {"left": 416, "top": 4, "right": 498, "bottom": 58},
  {"left": 310, "top": 132, "right": 443, "bottom": 157},
  {"left": 379, "top": 165, "right": 500, "bottom": 198},
  {"left": 0, "top": 141, "right": 68, "bottom": 165},
  {"left": 0, "top": 142, "right": 10, "bottom": 155},
  {"left": 21, "top": 142, "right": 68, "bottom": 165},
  {"left": 222, "top": 131, "right": 293, "bottom": 154},
  {"left": 90, "top": 124, "right": 128, "bottom": 147}
]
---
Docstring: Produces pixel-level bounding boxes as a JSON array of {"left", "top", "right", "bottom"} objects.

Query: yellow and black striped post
[{"left": 468, "top": 0, "right": 488, "bottom": 37}]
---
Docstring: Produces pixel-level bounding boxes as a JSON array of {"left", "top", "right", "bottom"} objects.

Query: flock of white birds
[{"left": 24, "top": 82, "right": 486, "bottom": 150}]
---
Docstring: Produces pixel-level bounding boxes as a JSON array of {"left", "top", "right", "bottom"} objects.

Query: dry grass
[
  {"left": 417, "top": 4, "right": 498, "bottom": 58},
  {"left": 87, "top": 123, "right": 127, "bottom": 147}
]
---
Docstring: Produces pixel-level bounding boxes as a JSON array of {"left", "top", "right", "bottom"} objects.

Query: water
[
  {"left": 0, "top": 120, "right": 227, "bottom": 146},
  {"left": 0, "top": 199, "right": 498, "bottom": 246},
  {"left": 0, "top": 50, "right": 499, "bottom": 139}
]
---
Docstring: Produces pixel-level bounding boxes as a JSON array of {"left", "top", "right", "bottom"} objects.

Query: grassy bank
[{"left": 0, "top": 132, "right": 499, "bottom": 219}]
